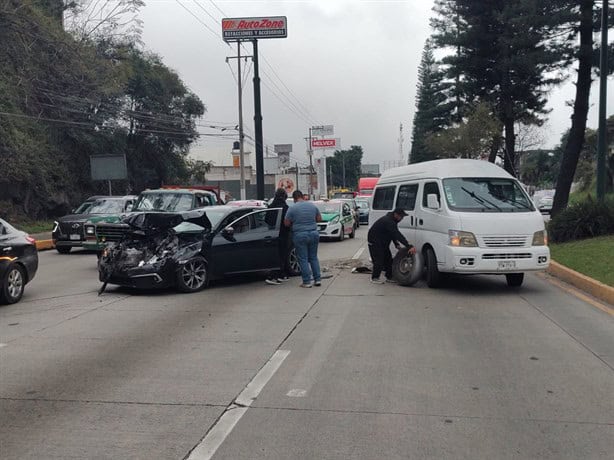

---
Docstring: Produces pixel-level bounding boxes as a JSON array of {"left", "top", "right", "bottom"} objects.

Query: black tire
[
  {"left": 338, "top": 226, "right": 344, "bottom": 241},
  {"left": 506, "top": 273, "right": 524, "bottom": 287},
  {"left": 56, "top": 246, "right": 71, "bottom": 254},
  {"left": 1, "top": 264, "right": 25, "bottom": 304},
  {"left": 392, "top": 250, "right": 423, "bottom": 286},
  {"left": 425, "top": 247, "right": 441, "bottom": 288},
  {"left": 288, "top": 247, "right": 301, "bottom": 276},
  {"left": 349, "top": 226, "right": 355, "bottom": 239},
  {"left": 176, "top": 256, "right": 208, "bottom": 293}
]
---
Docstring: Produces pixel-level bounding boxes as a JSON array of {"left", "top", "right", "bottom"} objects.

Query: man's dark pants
[{"left": 368, "top": 243, "right": 393, "bottom": 280}]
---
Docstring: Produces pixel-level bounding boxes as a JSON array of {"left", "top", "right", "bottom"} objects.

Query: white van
[{"left": 369, "top": 159, "right": 549, "bottom": 288}]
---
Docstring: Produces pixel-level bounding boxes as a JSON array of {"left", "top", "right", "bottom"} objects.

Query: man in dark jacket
[
  {"left": 367, "top": 207, "right": 415, "bottom": 284},
  {"left": 266, "top": 188, "right": 292, "bottom": 285}
]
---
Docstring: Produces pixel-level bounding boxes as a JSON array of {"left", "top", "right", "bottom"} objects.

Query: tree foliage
[
  {"left": 326, "top": 146, "right": 364, "bottom": 190},
  {"left": 424, "top": 103, "right": 502, "bottom": 160},
  {"left": 409, "top": 40, "right": 451, "bottom": 164},
  {"left": 0, "top": 1, "right": 205, "bottom": 219},
  {"left": 431, "top": 0, "right": 576, "bottom": 175}
]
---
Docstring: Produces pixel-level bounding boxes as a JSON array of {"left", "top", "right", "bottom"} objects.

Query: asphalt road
[{"left": 1, "top": 227, "right": 613, "bottom": 459}]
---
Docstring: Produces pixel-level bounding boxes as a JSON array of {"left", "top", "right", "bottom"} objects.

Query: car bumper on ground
[
  {"left": 53, "top": 236, "right": 85, "bottom": 248},
  {"left": 441, "top": 246, "right": 550, "bottom": 273}
]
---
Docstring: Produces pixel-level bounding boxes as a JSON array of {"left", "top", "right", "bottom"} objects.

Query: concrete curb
[
  {"left": 35, "top": 239, "right": 55, "bottom": 251},
  {"left": 547, "top": 261, "right": 614, "bottom": 306}
]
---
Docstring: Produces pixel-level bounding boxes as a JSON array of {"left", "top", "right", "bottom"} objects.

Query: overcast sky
[{"left": 139, "top": 0, "right": 613, "bottom": 170}]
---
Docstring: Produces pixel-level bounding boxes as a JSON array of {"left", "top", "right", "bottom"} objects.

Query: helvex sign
[
  {"left": 222, "top": 16, "right": 288, "bottom": 41},
  {"left": 311, "top": 138, "right": 339, "bottom": 150}
]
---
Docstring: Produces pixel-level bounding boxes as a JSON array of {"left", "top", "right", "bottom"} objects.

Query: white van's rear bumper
[{"left": 441, "top": 246, "right": 550, "bottom": 273}]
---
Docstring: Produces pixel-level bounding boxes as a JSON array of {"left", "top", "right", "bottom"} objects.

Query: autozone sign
[
  {"left": 311, "top": 138, "right": 340, "bottom": 150},
  {"left": 222, "top": 17, "right": 287, "bottom": 41}
]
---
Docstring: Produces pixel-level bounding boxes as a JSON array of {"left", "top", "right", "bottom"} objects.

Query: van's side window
[
  {"left": 396, "top": 184, "right": 419, "bottom": 210},
  {"left": 422, "top": 182, "right": 441, "bottom": 207},
  {"left": 372, "top": 186, "right": 396, "bottom": 210}
]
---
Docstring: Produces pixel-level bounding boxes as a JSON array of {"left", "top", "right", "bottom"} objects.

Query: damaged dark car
[{"left": 98, "top": 206, "right": 298, "bottom": 294}]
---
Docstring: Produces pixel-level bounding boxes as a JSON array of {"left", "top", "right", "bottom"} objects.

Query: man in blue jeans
[{"left": 284, "top": 190, "right": 322, "bottom": 287}]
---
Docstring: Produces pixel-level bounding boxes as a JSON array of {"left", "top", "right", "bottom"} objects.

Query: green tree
[
  {"left": 409, "top": 40, "right": 451, "bottom": 164},
  {"left": 327, "top": 146, "right": 364, "bottom": 190},
  {"left": 431, "top": 0, "right": 574, "bottom": 175},
  {"left": 424, "top": 102, "right": 502, "bottom": 160}
]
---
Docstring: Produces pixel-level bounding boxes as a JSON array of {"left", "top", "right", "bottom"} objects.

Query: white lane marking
[
  {"left": 0, "top": 343, "right": 7, "bottom": 348},
  {"left": 187, "top": 349, "right": 290, "bottom": 460},
  {"left": 286, "top": 388, "right": 307, "bottom": 397},
  {"left": 352, "top": 247, "right": 365, "bottom": 260}
]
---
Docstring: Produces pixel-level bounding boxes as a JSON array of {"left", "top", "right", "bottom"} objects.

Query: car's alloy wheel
[
  {"left": 177, "top": 257, "right": 207, "bottom": 292},
  {"left": 1, "top": 265, "right": 25, "bottom": 304},
  {"left": 288, "top": 247, "right": 301, "bottom": 276}
]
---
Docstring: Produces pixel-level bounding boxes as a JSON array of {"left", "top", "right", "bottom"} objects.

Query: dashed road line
[{"left": 186, "top": 349, "right": 290, "bottom": 460}]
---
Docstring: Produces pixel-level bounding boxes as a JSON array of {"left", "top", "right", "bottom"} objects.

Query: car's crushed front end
[{"left": 98, "top": 212, "right": 208, "bottom": 293}]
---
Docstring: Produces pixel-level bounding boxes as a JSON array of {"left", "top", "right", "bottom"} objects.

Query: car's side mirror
[
  {"left": 427, "top": 194, "right": 440, "bottom": 210},
  {"left": 222, "top": 226, "right": 234, "bottom": 236}
]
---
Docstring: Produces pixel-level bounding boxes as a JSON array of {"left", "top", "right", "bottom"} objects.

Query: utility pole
[
  {"left": 597, "top": 0, "right": 609, "bottom": 201},
  {"left": 342, "top": 152, "right": 346, "bottom": 188},
  {"left": 226, "top": 44, "right": 252, "bottom": 200},
  {"left": 398, "top": 123, "right": 405, "bottom": 166},
  {"left": 252, "top": 39, "right": 265, "bottom": 200},
  {"left": 307, "top": 128, "right": 314, "bottom": 198}
]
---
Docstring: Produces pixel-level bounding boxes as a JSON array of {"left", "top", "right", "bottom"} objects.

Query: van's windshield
[{"left": 442, "top": 178, "right": 534, "bottom": 212}]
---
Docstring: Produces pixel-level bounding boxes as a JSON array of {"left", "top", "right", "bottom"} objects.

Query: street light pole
[{"left": 597, "top": 0, "right": 608, "bottom": 201}]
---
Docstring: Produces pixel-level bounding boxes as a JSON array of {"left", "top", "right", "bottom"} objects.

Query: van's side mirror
[{"left": 427, "top": 194, "right": 440, "bottom": 210}]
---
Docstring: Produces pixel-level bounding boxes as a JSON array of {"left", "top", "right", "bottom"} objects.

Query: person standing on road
[
  {"left": 265, "top": 188, "right": 292, "bottom": 285},
  {"left": 284, "top": 190, "right": 322, "bottom": 288},
  {"left": 367, "top": 208, "right": 415, "bottom": 284}
]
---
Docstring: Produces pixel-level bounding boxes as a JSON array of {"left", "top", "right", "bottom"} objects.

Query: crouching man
[{"left": 367, "top": 207, "right": 416, "bottom": 284}]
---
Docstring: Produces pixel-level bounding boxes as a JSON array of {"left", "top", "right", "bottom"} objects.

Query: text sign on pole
[
  {"left": 222, "top": 17, "right": 288, "bottom": 41},
  {"left": 311, "top": 125, "right": 334, "bottom": 136},
  {"left": 90, "top": 154, "right": 127, "bottom": 181},
  {"left": 274, "top": 144, "right": 293, "bottom": 153},
  {"left": 311, "top": 138, "right": 340, "bottom": 150}
]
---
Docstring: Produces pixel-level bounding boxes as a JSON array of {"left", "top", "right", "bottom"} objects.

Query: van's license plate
[{"left": 497, "top": 260, "right": 516, "bottom": 270}]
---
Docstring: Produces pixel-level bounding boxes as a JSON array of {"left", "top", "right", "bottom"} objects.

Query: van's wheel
[
  {"left": 56, "top": 246, "right": 71, "bottom": 254},
  {"left": 349, "top": 226, "right": 355, "bottom": 239},
  {"left": 425, "top": 247, "right": 441, "bottom": 288},
  {"left": 1, "top": 264, "right": 25, "bottom": 304},
  {"left": 392, "top": 250, "right": 423, "bottom": 286},
  {"left": 506, "top": 273, "right": 524, "bottom": 287},
  {"left": 176, "top": 256, "right": 208, "bottom": 293},
  {"left": 288, "top": 247, "right": 301, "bottom": 276}
]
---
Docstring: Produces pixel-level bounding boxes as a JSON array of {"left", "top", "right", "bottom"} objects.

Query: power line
[{"left": 175, "top": 0, "right": 223, "bottom": 42}]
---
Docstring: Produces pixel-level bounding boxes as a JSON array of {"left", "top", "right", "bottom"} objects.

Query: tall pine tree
[
  {"left": 409, "top": 40, "right": 450, "bottom": 164},
  {"left": 431, "top": 0, "right": 573, "bottom": 176}
]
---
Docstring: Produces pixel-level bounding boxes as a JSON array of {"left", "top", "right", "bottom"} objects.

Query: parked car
[
  {"left": 53, "top": 195, "right": 137, "bottom": 254},
  {"left": 536, "top": 196, "right": 553, "bottom": 214},
  {"left": 84, "top": 188, "right": 218, "bottom": 252},
  {"left": 339, "top": 198, "right": 361, "bottom": 228},
  {"left": 370, "top": 159, "right": 549, "bottom": 288},
  {"left": 355, "top": 198, "right": 370, "bottom": 225},
  {"left": 314, "top": 200, "right": 355, "bottom": 241},
  {"left": 0, "top": 219, "right": 38, "bottom": 304},
  {"left": 98, "top": 206, "right": 299, "bottom": 293}
]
